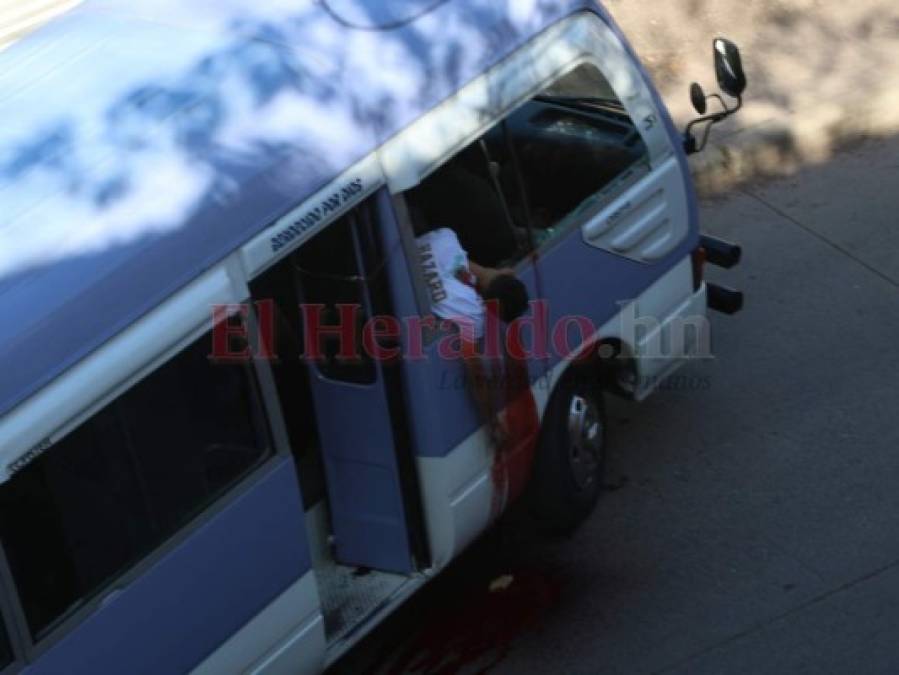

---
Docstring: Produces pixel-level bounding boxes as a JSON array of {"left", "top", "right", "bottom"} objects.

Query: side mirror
[
  {"left": 713, "top": 38, "right": 746, "bottom": 98},
  {"left": 690, "top": 82, "right": 708, "bottom": 115},
  {"left": 683, "top": 37, "right": 747, "bottom": 155}
]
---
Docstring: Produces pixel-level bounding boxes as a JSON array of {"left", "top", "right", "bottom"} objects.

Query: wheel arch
[{"left": 537, "top": 334, "right": 638, "bottom": 427}]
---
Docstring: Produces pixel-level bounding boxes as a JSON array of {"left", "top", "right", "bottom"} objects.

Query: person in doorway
[{"left": 416, "top": 225, "right": 529, "bottom": 448}]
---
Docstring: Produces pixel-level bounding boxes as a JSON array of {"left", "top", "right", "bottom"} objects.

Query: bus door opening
[{"left": 249, "top": 195, "right": 427, "bottom": 576}]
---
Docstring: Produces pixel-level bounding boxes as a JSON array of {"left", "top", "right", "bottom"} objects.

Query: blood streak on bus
[{"left": 490, "top": 350, "right": 540, "bottom": 516}]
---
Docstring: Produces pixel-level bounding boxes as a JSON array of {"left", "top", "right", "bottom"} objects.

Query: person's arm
[{"left": 468, "top": 261, "right": 514, "bottom": 294}]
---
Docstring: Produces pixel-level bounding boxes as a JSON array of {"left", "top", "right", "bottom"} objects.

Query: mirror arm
[
  {"left": 707, "top": 93, "right": 742, "bottom": 116},
  {"left": 696, "top": 119, "right": 717, "bottom": 153},
  {"left": 706, "top": 93, "right": 728, "bottom": 112},
  {"left": 684, "top": 118, "right": 715, "bottom": 155},
  {"left": 683, "top": 95, "right": 743, "bottom": 155}
]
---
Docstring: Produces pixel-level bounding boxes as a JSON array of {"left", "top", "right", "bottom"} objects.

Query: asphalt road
[{"left": 332, "top": 133, "right": 899, "bottom": 675}]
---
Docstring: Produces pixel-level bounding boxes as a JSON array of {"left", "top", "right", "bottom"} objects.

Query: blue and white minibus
[{"left": 0, "top": 1, "right": 745, "bottom": 672}]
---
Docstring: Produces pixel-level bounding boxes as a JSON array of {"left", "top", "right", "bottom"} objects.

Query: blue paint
[
  {"left": 0, "top": 2, "right": 707, "bottom": 670},
  {"left": 303, "top": 188, "right": 415, "bottom": 573},
  {"left": 0, "top": 0, "right": 601, "bottom": 418},
  {"left": 24, "top": 457, "right": 310, "bottom": 675},
  {"left": 309, "top": 369, "right": 415, "bottom": 572},
  {"left": 381, "top": 3, "right": 702, "bottom": 460},
  {"left": 322, "top": 0, "right": 451, "bottom": 29}
]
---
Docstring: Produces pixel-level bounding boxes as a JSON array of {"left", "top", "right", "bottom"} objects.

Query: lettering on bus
[
  {"left": 269, "top": 177, "right": 364, "bottom": 253},
  {"left": 7, "top": 437, "right": 53, "bottom": 477}
]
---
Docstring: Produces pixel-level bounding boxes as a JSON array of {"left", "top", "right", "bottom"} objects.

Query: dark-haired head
[{"left": 483, "top": 273, "right": 529, "bottom": 323}]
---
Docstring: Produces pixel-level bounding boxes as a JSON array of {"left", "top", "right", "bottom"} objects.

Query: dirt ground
[{"left": 605, "top": 0, "right": 899, "bottom": 190}]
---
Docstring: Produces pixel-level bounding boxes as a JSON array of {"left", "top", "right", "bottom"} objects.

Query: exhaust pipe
[
  {"left": 707, "top": 283, "right": 744, "bottom": 315},
  {"left": 700, "top": 235, "right": 742, "bottom": 269}
]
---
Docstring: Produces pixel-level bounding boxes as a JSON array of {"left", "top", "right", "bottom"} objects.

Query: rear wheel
[{"left": 529, "top": 369, "right": 607, "bottom": 533}]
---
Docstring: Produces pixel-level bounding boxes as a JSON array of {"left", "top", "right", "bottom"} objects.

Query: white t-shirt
[{"left": 416, "top": 228, "right": 485, "bottom": 339}]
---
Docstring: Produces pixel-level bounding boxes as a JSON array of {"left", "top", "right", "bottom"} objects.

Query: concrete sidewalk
[{"left": 606, "top": 0, "right": 899, "bottom": 192}]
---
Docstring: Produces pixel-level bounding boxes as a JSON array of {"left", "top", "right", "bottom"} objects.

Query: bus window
[
  {"left": 405, "top": 142, "right": 525, "bottom": 270},
  {"left": 0, "top": 334, "right": 271, "bottom": 640},
  {"left": 248, "top": 203, "right": 388, "bottom": 510},
  {"left": 504, "top": 62, "right": 651, "bottom": 243},
  {"left": 293, "top": 213, "right": 377, "bottom": 385},
  {"left": 403, "top": 62, "right": 650, "bottom": 265},
  {"left": 250, "top": 250, "right": 327, "bottom": 509}
]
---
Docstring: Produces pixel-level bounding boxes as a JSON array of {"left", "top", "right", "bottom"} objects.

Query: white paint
[
  {"left": 581, "top": 156, "right": 689, "bottom": 262},
  {"left": 418, "top": 257, "right": 705, "bottom": 565},
  {"left": 0, "top": 0, "right": 82, "bottom": 51},
  {"left": 239, "top": 153, "right": 384, "bottom": 279},
  {"left": 190, "top": 572, "right": 325, "bottom": 675},
  {"left": 417, "top": 425, "right": 495, "bottom": 567}
]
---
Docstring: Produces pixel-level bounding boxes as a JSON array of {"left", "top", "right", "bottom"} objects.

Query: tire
[{"left": 529, "top": 367, "right": 607, "bottom": 533}]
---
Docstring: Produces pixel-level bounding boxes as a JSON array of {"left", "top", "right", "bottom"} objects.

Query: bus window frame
[
  {"left": 397, "top": 54, "right": 657, "bottom": 320},
  {"left": 0, "top": 309, "right": 292, "bottom": 661}
]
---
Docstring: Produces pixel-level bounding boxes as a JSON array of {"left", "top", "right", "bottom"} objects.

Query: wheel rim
[{"left": 567, "top": 394, "right": 604, "bottom": 491}]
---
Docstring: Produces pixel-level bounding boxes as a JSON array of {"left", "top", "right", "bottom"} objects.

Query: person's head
[{"left": 482, "top": 273, "right": 530, "bottom": 323}]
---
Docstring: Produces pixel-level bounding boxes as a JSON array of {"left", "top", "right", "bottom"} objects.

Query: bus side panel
[
  {"left": 26, "top": 457, "right": 311, "bottom": 675},
  {"left": 401, "top": 245, "right": 677, "bottom": 461},
  {"left": 539, "top": 160, "right": 698, "bottom": 376}
]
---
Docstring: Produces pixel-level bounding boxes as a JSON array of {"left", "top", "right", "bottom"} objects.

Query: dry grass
[{"left": 605, "top": 0, "right": 899, "bottom": 191}]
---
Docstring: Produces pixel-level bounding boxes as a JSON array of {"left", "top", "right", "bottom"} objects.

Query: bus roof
[{"left": 0, "top": 0, "right": 609, "bottom": 418}]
